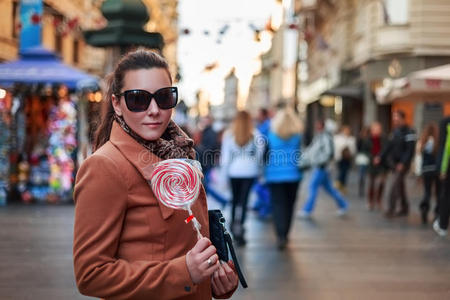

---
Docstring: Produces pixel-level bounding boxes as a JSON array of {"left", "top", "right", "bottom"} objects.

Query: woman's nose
[{"left": 147, "top": 98, "right": 160, "bottom": 115}]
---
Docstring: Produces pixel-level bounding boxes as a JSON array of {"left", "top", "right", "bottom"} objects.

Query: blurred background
[{"left": 0, "top": 0, "right": 450, "bottom": 299}]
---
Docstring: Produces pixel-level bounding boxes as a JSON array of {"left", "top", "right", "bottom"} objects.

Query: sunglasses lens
[
  {"left": 124, "top": 90, "right": 150, "bottom": 112},
  {"left": 154, "top": 88, "right": 177, "bottom": 109}
]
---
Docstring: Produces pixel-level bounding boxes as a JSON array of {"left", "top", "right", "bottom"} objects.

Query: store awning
[
  {"left": 379, "top": 64, "right": 450, "bottom": 103},
  {"left": 322, "top": 83, "right": 363, "bottom": 100},
  {"left": 0, "top": 46, "right": 99, "bottom": 90}
]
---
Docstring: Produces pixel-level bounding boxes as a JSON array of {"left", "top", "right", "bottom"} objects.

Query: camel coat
[{"left": 73, "top": 121, "right": 232, "bottom": 300}]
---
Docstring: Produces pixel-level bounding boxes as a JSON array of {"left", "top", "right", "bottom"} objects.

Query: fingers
[
  {"left": 191, "top": 237, "right": 211, "bottom": 254},
  {"left": 186, "top": 238, "right": 219, "bottom": 284},
  {"left": 223, "top": 261, "right": 239, "bottom": 286},
  {"left": 202, "top": 254, "right": 219, "bottom": 271},
  {"left": 198, "top": 245, "right": 217, "bottom": 262},
  {"left": 211, "top": 263, "right": 238, "bottom": 296},
  {"left": 212, "top": 268, "right": 226, "bottom": 295}
]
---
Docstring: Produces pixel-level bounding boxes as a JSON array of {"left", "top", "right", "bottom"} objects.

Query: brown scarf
[{"left": 114, "top": 115, "right": 196, "bottom": 160}]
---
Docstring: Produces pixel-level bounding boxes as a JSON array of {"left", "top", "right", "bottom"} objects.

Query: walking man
[{"left": 298, "top": 119, "right": 348, "bottom": 218}]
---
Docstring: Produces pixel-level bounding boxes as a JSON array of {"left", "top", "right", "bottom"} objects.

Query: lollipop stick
[{"left": 187, "top": 207, "right": 203, "bottom": 240}]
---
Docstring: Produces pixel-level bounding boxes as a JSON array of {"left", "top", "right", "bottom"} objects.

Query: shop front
[{"left": 0, "top": 46, "right": 98, "bottom": 205}]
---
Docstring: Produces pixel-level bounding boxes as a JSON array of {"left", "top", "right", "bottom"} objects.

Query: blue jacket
[{"left": 264, "top": 132, "right": 302, "bottom": 183}]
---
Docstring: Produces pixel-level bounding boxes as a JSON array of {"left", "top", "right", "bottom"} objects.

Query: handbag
[
  {"left": 208, "top": 209, "right": 248, "bottom": 288},
  {"left": 355, "top": 153, "right": 370, "bottom": 166}
]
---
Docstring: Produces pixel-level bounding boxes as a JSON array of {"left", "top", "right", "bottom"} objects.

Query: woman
[
  {"left": 367, "top": 122, "right": 387, "bottom": 211},
  {"left": 264, "top": 107, "right": 302, "bottom": 250},
  {"left": 221, "top": 111, "right": 264, "bottom": 246},
  {"left": 333, "top": 125, "right": 356, "bottom": 194},
  {"left": 418, "top": 122, "right": 440, "bottom": 224},
  {"left": 356, "top": 126, "right": 371, "bottom": 198},
  {"left": 73, "top": 50, "right": 237, "bottom": 300}
]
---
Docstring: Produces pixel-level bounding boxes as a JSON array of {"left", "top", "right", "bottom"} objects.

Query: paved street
[{"left": 0, "top": 174, "right": 449, "bottom": 300}]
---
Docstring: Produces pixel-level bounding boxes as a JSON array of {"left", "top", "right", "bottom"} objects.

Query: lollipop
[{"left": 150, "top": 159, "right": 203, "bottom": 239}]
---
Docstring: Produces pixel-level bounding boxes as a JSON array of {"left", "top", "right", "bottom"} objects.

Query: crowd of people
[{"left": 192, "top": 107, "right": 450, "bottom": 250}]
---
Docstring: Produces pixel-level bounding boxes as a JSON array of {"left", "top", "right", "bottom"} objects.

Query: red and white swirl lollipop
[{"left": 150, "top": 159, "right": 203, "bottom": 239}]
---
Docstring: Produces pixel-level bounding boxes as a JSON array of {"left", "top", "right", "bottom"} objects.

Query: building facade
[
  {"left": 297, "top": 0, "right": 450, "bottom": 133},
  {"left": 0, "top": 0, "right": 179, "bottom": 77}
]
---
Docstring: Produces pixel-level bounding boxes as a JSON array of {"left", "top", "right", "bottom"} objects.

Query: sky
[{"left": 177, "top": 0, "right": 279, "bottom": 108}]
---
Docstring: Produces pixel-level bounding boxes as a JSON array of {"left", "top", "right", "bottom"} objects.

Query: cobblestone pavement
[{"left": 0, "top": 173, "right": 449, "bottom": 300}]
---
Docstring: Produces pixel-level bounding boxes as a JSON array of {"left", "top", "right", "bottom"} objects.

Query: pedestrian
[
  {"left": 334, "top": 125, "right": 356, "bottom": 194},
  {"left": 73, "top": 50, "right": 238, "bottom": 300},
  {"left": 355, "top": 126, "right": 371, "bottom": 198},
  {"left": 196, "top": 116, "right": 228, "bottom": 207},
  {"left": 220, "top": 110, "right": 264, "bottom": 246},
  {"left": 366, "top": 122, "right": 388, "bottom": 211},
  {"left": 417, "top": 122, "right": 441, "bottom": 224},
  {"left": 264, "top": 107, "right": 303, "bottom": 250},
  {"left": 375, "top": 110, "right": 416, "bottom": 218},
  {"left": 297, "top": 119, "right": 349, "bottom": 218},
  {"left": 433, "top": 116, "right": 450, "bottom": 237},
  {"left": 252, "top": 108, "right": 272, "bottom": 219}
]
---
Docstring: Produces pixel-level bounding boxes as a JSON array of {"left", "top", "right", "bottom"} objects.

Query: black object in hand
[{"left": 208, "top": 210, "right": 248, "bottom": 288}]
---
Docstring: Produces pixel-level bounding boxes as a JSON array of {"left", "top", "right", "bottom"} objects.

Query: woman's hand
[
  {"left": 373, "top": 156, "right": 381, "bottom": 165},
  {"left": 186, "top": 237, "right": 220, "bottom": 284},
  {"left": 211, "top": 261, "right": 239, "bottom": 296}
]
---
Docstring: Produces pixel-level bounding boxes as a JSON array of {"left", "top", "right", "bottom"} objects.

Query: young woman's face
[{"left": 112, "top": 68, "right": 173, "bottom": 141}]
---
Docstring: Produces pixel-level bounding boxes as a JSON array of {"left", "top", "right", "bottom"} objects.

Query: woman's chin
[{"left": 140, "top": 132, "right": 162, "bottom": 141}]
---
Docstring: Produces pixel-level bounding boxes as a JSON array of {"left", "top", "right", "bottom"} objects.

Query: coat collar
[{"left": 109, "top": 121, "right": 174, "bottom": 219}]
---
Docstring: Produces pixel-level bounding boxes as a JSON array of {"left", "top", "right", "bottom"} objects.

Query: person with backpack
[{"left": 297, "top": 119, "right": 349, "bottom": 218}]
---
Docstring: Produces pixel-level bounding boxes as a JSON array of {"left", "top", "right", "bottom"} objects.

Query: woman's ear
[{"left": 111, "top": 94, "right": 123, "bottom": 116}]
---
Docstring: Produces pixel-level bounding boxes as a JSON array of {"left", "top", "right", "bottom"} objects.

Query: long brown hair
[
  {"left": 231, "top": 111, "right": 253, "bottom": 147},
  {"left": 93, "top": 49, "right": 171, "bottom": 151},
  {"left": 419, "top": 122, "right": 439, "bottom": 154}
]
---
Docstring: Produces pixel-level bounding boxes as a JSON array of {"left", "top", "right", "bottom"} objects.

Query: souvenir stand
[{"left": 0, "top": 46, "right": 98, "bottom": 204}]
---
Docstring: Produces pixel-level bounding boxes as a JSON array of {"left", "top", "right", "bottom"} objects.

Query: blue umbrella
[{"left": 0, "top": 46, "right": 99, "bottom": 90}]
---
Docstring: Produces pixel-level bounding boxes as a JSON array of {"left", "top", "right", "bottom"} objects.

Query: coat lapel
[{"left": 109, "top": 121, "right": 174, "bottom": 219}]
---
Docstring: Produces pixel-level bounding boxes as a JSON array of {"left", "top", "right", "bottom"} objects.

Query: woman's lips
[{"left": 143, "top": 122, "right": 162, "bottom": 129}]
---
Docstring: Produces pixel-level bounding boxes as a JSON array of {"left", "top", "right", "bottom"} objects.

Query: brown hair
[
  {"left": 419, "top": 122, "right": 439, "bottom": 154},
  {"left": 93, "top": 49, "right": 171, "bottom": 151},
  {"left": 231, "top": 111, "right": 254, "bottom": 147}
]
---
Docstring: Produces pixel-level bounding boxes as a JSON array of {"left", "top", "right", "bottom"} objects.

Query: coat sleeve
[
  {"left": 400, "top": 129, "right": 417, "bottom": 165},
  {"left": 73, "top": 154, "right": 197, "bottom": 300},
  {"left": 379, "top": 134, "right": 393, "bottom": 162}
]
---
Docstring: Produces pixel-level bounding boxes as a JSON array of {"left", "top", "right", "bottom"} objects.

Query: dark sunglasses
[{"left": 116, "top": 87, "right": 178, "bottom": 112}]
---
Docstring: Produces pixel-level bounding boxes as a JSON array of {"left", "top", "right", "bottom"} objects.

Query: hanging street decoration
[
  {"left": 31, "top": 13, "right": 41, "bottom": 25},
  {"left": 53, "top": 16, "right": 81, "bottom": 37}
]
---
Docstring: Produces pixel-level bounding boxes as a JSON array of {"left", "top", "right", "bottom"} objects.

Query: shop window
[
  {"left": 73, "top": 39, "right": 79, "bottom": 64},
  {"left": 12, "top": 1, "right": 19, "bottom": 38},
  {"left": 383, "top": 0, "right": 409, "bottom": 25},
  {"left": 54, "top": 15, "right": 63, "bottom": 54}
]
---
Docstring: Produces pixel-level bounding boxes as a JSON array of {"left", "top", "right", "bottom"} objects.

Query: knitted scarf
[{"left": 114, "top": 115, "right": 196, "bottom": 160}]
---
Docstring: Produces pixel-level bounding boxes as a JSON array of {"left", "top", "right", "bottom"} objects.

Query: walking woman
[
  {"left": 417, "top": 122, "right": 441, "bottom": 224},
  {"left": 221, "top": 111, "right": 264, "bottom": 246},
  {"left": 264, "top": 107, "right": 303, "bottom": 250},
  {"left": 73, "top": 50, "right": 237, "bottom": 300}
]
